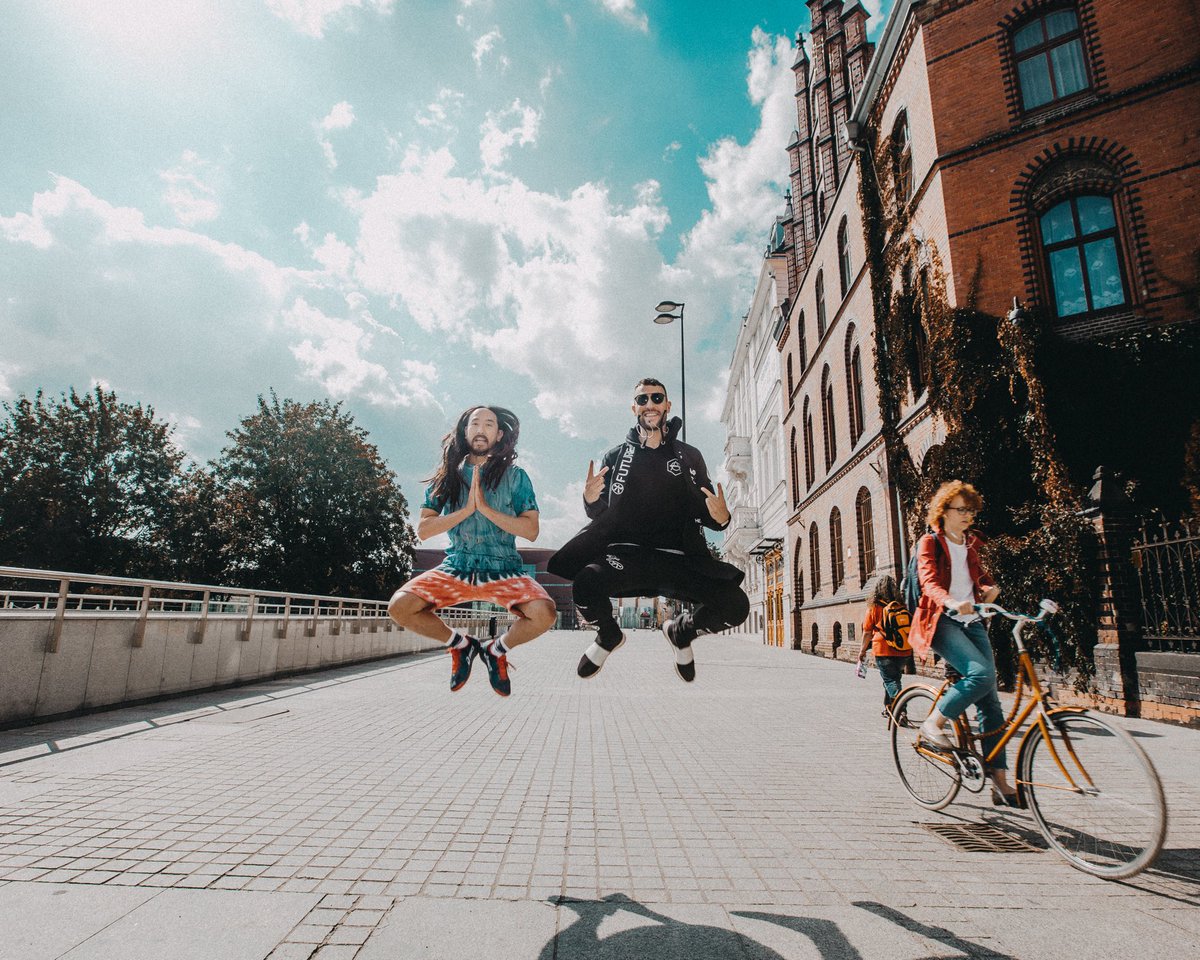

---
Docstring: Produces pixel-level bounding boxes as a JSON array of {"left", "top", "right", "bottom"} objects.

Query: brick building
[{"left": 763, "top": 0, "right": 1198, "bottom": 660}]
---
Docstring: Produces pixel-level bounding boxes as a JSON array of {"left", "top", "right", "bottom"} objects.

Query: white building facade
[{"left": 721, "top": 237, "right": 792, "bottom": 647}]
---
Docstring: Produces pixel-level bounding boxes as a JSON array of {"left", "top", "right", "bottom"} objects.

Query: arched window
[
  {"left": 855, "top": 487, "right": 875, "bottom": 585},
  {"left": 1012, "top": 7, "right": 1090, "bottom": 111},
  {"left": 802, "top": 398, "right": 816, "bottom": 490},
  {"left": 829, "top": 507, "right": 845, "bottom": 589},
  {"left": 837, "top": 218, "right": 852, "bottom": 297},
  {"left": 798, "top": 310, "right": 808, "bottom": 372},
  {"left": 789, "top": 428, "right": 800, "bottom": 506},
  {"left": 815, "top": 271, "right": 827, "bottom": 339},
  {"left": 845, "top": 330, "right": 865, "bottom": 447},
  {"left": 820, "top": 365, "right": 837, "bottom": 470},
  {"left": 809, "top": 522, "right": 821, "bottom": 595},
  {"left": 892, "top": 112, "right": 913, "bottom": 204},
  {"left": 793, "top": 539, "right": 805, "bottom": 607},
  {"left": 786, "top": 353, "right": 795, "bottom": 402},
  {"left": 1039, "top": 194, "right": 1128, "bottom": 318}
]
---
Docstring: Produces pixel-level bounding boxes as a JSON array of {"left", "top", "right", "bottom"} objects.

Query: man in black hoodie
[{"left": 548, "top": 378, "right": 749, "bottom": 682}]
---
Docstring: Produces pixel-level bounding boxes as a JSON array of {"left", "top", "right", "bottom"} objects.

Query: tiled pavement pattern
[{"left": 1, "top": 632, "right": 1198, "bottom": 959}]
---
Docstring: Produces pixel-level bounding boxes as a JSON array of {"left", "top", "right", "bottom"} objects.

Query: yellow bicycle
[{"left": 890, "top": 599, "right": 1167, "bottom": 879}]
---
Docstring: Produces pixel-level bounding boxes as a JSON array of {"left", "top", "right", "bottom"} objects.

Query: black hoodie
[{"left": 547, "top": 417, "right": 742, "bottom": 583}]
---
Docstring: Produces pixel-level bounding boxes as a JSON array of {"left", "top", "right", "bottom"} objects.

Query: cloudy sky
[{"left": 1, "top": 0, "right": 887, "bottom": 550}]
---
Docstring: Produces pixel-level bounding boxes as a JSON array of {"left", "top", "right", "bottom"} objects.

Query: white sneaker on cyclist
[{"left": 919, "top": 718, "right": 955, "bottom": 749}]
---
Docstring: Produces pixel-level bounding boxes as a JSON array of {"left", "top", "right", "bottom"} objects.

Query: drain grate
[{"left": 921, "top": 822, "right": 1043, "bottom": 854}]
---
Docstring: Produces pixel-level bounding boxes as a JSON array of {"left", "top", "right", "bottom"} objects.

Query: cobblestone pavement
[{"left": 1, "top": 631, "right": 1197, "bottom": 959}]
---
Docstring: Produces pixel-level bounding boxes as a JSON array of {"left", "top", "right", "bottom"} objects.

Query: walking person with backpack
[
  {"left": 906, "top": 480, "right": 1020, "bottom": 807},
  {"left": 855, "top": 574, "right": 914, "bottom": 720}
]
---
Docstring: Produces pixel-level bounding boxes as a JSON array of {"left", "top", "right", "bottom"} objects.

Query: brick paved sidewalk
[{"left": 1, "top": 631, "right": 1197, "bottom": 959}]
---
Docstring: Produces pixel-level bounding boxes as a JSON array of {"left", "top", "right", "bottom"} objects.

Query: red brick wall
[{"left": 917, "top": 0, "right": 1200, "bottom": 334}]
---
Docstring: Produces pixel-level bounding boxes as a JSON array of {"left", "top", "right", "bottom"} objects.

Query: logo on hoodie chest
[{"left": 667, "top": 458, "right": 682, "bottom": 476}]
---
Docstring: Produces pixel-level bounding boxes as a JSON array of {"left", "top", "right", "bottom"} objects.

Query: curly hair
[
  {"left": 868, "top": 574, "right": 902, "bottom": 606},
  {"left": 926, "top": 480, "right": 984, "bottom": 531},
  {"left": 426, "top": 405, "right": 520, "bottom": 508}
]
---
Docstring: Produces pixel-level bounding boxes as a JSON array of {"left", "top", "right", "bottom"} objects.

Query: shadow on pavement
[
  {"left": 848, "top": 902, "right": 1019, "bottom": 959},
  {"left": 0, "top": 651, "right": 441, "bottom": 767},
  {"left": 541, "top": 895, "right": 792, "bottom": 960},
  {"left": 538, "top": 894, "right": 1020, "bottom": 959}
]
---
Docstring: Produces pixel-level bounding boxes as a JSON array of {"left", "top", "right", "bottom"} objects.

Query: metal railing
[
  {"left": 1130, "top": 518, "right": 1200, "bottom": 653},
  {"left": 0, "top": 566, "right": 517, "bottom": 653}
]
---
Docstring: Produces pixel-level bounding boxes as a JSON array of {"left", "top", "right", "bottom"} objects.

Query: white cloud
[
  {"left": 320, "top": 101, "right": 355, "bottom": 131},
  {"left": 159, "top": 150, "right": 221, "bottom": 226},
  {"left": 538, "top": 67, "right": 561, "bottom": 97},
  {"left": 472, "top": 28, "right": 506, "bottom": 69},
  {"left": 334, "top": 32, "right": 796, "bottom": 447},
  {"left": 663, "top": 141, "right": 682, "bottom": 162},
  {"left": 479, "top": 100, "right": 541, "bottom": 173},
  {"left": 416, "top": 88, "right": 465, "bottom": 130},
  {"left": 595, "top": 0, "right": 648, "bottom": 32},
  {"left": 284, "top": 296, "right": 432, "bottom": 405},
  {"left": 317, "top": 101, "right": 355, "bottom": 169},
  {"left": 674, "top": 29, "right": 795, "bottom": 286},
  {"left": 0, "top": 360, "right": 18, "bottom": 400},
  {"left": 266, "top": 0, "right": 395, "bottom": 39},
  {"left": 0, "top": 177, "right": 440, "bottom": 463}
]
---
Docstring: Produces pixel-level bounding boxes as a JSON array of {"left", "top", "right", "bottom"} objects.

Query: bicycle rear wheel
[
  {"left": 891, "top": 686, "right": 961, "bottom": 811},
  {"left": 1019, "top": 710, "right": 1167, "bottom": 879}
]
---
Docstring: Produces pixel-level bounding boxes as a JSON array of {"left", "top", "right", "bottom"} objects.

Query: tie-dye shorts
[{"left": 398, "top": 566, "right": 552, "bottom": 612}]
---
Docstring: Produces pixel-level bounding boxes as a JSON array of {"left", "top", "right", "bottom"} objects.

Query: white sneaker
[{"left": 919, "top": 718, "right": 955, "bottom": 749}]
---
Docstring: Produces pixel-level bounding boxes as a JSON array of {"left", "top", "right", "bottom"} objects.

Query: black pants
[{"left": 573, "top": 549, "right": 749, "bottom": 641}]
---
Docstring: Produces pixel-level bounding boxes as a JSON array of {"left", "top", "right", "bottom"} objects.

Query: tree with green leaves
[
  {"left": 212, "top": 393, "right": 416, "bottom": 597},
  {"left": 0, "top": 387, "right": 185, "bottom": 576}
]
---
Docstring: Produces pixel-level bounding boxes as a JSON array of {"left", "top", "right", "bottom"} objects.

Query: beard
[
  {"left": 637, "top": 412, "right": 663, "bottom": 432},
  {"left": 469, "top": 436, "right": 495, "bottom": 455}
]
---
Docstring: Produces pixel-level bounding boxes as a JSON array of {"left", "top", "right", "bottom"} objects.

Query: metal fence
[
  {"left": 1130, "top": 518, "right": 1200, "bottom": 652},
  {"left": 0, "top": 566, "right": 518, "bottom": 651}
]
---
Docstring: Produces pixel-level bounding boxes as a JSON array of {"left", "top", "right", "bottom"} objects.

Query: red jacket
[{"left": 908, "top": 531, "right": 996, "bottom": 661}]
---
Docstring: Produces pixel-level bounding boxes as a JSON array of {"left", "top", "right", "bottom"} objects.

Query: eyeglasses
[
  {"left": 947, "top": 506, "right": 977, "bottom": 515},
  {"left": 634, "top": 392, "right": 667, "bottom": 406}
]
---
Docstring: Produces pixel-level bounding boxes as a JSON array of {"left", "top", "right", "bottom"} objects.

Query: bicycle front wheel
[
  {"left": 1019, "top": 710, "right": 1167, "bottom": 879},
  {"left": 891, "top": 685, "right": 961, "bottom": 811}
]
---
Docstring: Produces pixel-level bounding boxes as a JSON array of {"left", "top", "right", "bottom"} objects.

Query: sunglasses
[
  {"left": 946, "top": 506, "right": 977, "bottom": 515},
  {"left": 634, "top": 392, "right": 667, "bottom": 406}
]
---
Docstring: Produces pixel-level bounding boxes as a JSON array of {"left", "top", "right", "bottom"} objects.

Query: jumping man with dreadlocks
[
  {"left": 388, "top": 405, "right": 556, "bottom": 696},
  {"left": 548, "top": 379, "right": 749, "bottom": 682}
]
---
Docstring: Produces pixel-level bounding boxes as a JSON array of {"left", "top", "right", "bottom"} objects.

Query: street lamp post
[{"left": 653, "top": 300, "right": 686, "bottom": 442}]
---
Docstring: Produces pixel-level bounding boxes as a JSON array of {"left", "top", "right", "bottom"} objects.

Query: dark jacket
[{"left": 547, "top": 417, "right": 741, "bottom": 582}]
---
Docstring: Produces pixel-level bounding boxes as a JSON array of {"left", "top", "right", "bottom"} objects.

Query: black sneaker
[
  {"left": 577, "top": 631, "right": 625, "bottom": 679},
  {"left": 662, "top": 620, "right": 695, "bottom": 683},
  {"left": 449, "top": 637, "right": 478, "bottom": 692},
  {"left": 476, "top": 640, "right": 511, "bottom": 697}
]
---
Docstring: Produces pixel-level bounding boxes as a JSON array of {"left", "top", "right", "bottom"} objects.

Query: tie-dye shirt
[{"left": 423, "top": 463, "right": 538, "bottom": 578}]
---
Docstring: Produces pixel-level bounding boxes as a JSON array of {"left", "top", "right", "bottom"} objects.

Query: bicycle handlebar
[{"left": 973, "top": 598, "right": 1059, "bottom": 623}]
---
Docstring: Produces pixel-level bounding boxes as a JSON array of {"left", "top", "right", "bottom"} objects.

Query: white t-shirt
[{"left": 945, "top": 537, "right": 979, "bottom": 623}]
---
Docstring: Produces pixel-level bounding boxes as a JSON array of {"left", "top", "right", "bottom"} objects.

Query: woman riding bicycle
[{"left": 909, "top": 480, "right": 1019, "bottom": 807}]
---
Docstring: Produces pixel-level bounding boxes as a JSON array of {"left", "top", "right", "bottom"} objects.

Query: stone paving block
[
  {"left": 0, "top": 882, "right": 159, "bottom": 960},
  {"left": 358, "top": 897, "right": 559, "bottom": 959}
]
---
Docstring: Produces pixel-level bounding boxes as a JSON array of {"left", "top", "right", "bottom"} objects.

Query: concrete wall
[{"left": 0, "top": 614, "right": 442, "bottom": 727}]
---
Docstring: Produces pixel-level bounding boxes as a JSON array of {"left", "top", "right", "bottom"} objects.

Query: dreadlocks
[{"left": 426, "top": 405, "right": 521, "bottom": 508}]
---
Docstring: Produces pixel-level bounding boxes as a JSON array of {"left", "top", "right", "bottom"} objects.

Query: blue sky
[{"left": 1, "top": 0, "right": 888, "bottom": 551}]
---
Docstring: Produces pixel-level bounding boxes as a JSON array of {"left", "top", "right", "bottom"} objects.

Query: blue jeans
[
  {"left": 932, "top": 616, "right": 1007, "bottom": 770},
  {"left": 875, "top": 656, "right": 910, "bottom": 706}
]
